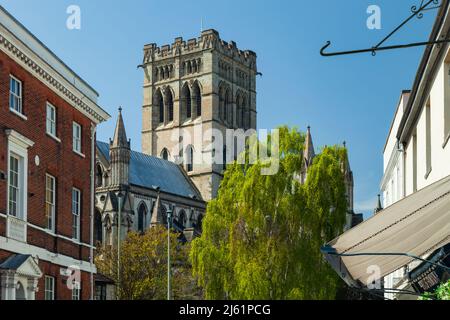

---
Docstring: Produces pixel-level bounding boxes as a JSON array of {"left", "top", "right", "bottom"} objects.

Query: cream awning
[{"left": 322, "top": 175, "right": 450, "bottom": 288}]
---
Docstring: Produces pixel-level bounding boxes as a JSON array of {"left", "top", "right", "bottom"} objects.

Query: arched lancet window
[
  {"left": 96, "top": 164, "right": 103, "bottom": 188},
  {"left": 223, "top": 145, "right": 227, "bottom": 171},
  {"left": 197, "top": 214, "right": 204, "bottom": 232},
  {"left": 137, "top": 203, "right": 148, "bottom": 233},
  {"left": 161, "top": 148, "right": 169, "bottom": 161},
  {"left": 94, "top": 209, "right": 103, "bottom": 245},
  {"left": 164, "top": 66, "right": 170, "bottom": 79},
  {"left": 187, "top": 61, "right": 192, "bottom": 74},
  {"left": 104, "top": 215, "right": 112, "bottom": 246},
  {"left": 182, "top": 83, "right": 191, "bottom": 120},
  {"left": 192, "top": 82, "right": 202, "bottom": 118},
  {"left": 186, "top": 145, "right": 194, "bottom": 172},
  {"left": 161, "top": 206, "right": 167, "bottom": 224},
  {"left": 16, "top": 281, "right": 25, "bottom": 300},
  {"left": 165, "top": 88, "right": 174, "bottom": 122},
  {"left": 236, "top": 93, "right": 242, "bottom": 128},
  {"left": 244, "top": 99, "right": 251, "bottom": 130},
  {"left": 177, "top": 210, "right": 187, "bottom": 228},
  {"left": 155, "top": 89, "right": 164, "bottom": 124},
  {"left": 241, "top": 96, "right": 247, "bottom": 129},
  {"left": 219, "top": 85, "right": 225, "bottom": 121},
  {"left": 225, "top": 88, "right": 232, "bottom": 124}
]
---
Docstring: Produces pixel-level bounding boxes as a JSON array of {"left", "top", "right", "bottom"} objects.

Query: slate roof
[
  {"left": 0, "top": 254, "right": 31, "bottom": 270},
  {"left": 97, "top": 141, "right": 201, "bottom": 199}
]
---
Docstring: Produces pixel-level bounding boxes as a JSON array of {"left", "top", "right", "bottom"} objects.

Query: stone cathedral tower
[{"left": 140, "top": 29, "right": 258, "bottom": 201}]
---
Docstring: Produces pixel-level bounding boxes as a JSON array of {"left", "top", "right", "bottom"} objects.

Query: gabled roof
[
  {"left": 0, "top": 254, "right": 30, "bottom": 270},
  {"left": 97, "top": 141, "right": 202, "bottom": 200},
  {"left": 0, "top": 254, "right": 43, "bottom": 278}
]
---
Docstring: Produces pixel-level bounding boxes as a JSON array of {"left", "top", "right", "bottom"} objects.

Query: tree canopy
[
  {"left": 190, "top": 126, "right": 348, "bottom": 300},
  {"left": 96, "top": 226, "right": 199, "bottom": 300}
]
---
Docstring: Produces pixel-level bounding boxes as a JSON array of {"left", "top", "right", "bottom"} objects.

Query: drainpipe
[
  {"left": 90, "top": 124, "right": 96, "bottom": 300},
  {"left": 398, "top": 140, "right": 406, "bottom": 199}
]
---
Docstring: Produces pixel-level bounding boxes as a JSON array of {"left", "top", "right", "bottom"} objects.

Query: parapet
[{"left": 143, "top": 29, "right": 257, "bottom": 69}]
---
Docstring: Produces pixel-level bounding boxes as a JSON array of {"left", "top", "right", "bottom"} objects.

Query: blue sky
[{"left": 1, "top": 0, "right": 437, "bottom": 217}]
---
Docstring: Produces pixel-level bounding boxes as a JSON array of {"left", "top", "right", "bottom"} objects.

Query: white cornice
[
  {"left": 5, "top": 129, "right": 34, "bottom": 149},
  {"left": 0, "top": 23, "right": 110, "bottom": 124}
]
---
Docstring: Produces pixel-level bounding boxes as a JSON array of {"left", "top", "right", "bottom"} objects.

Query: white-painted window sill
[
  {"left": 73, "top": 150, "right": 86, "bottom": 158},
  {"left": 46, "top": 132, "right": 61, "bottom": 143},
  {"left": 10, "top": 108, "right": 28, "bottom": 121}
]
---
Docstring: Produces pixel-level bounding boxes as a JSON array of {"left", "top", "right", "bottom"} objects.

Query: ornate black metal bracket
[{"left": 320, "top": 0, "right": 445, "bottom": 57}]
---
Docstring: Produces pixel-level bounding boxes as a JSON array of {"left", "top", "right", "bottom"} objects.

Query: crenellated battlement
[{"left": 143, "top": 29, "right": 257, "bottom": 70}]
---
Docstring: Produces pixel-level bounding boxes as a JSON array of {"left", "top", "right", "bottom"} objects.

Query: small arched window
[
  {"left": 137, "top": 203, "right": 148, "bottom": 233},
  {"left": 161, "top": 148, "right": 169, "bottom": 161},
  {"left": 96, "top": 164, "right": 103, "bottom": 188},
  {"left": 186, "top": 145, "right": 194, "bottom": 172}
]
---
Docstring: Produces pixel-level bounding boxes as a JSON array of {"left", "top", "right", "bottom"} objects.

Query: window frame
[
  {"left": 8, "top": 154, "right": 21, "bottom": 218},
  {"left": 44, "top": 276, "right": 55, "bottom": 300},
  {"left": 95, "top": 284, "right": 107, "bottom": 300},
  {"left": 72, "top": 282, "right": 81, "bottom": 300},
  {"left": 45, "top": 174, "right": 56, "bottom": 232},
  {"left": 72, "top": 122, "right": 82, "bottom": 154},
  {"left": 6, "top": 130, "right": 34, "bottom": 229},
  {"left": 72, "top": 188, "right": 81, "bottom": 240},
  {"left": 46, "top": 102, "right": 57, "bottom": 138},
  {"left": 9, "top": 75, "right": 23, "bottom": 115}
]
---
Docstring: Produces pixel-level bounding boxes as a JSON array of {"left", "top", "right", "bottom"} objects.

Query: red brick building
[{"left": 0, "top": 6, "right": 110, "bottom": 300}]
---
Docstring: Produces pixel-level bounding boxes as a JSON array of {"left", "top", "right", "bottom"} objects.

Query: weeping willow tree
[{"left": 190, "top": 126, "right": 348, "bottom": 300}]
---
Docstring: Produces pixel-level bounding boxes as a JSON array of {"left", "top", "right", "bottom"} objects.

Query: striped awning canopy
[{"left": 322, "top": 175, "right": 450, "bottom": 288}]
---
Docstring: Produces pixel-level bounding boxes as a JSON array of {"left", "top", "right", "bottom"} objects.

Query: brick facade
[
  {"left": 0, "top": 49, "right": 95, "bottom": 299},
  {"left": 0, "top": 6, "right": 109, "bottom": 300}
]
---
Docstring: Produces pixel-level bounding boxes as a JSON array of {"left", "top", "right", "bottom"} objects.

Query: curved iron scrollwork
[
  {"left": 412, "top": 0, "right": 440, "bottom": 19},
  {"left": 321, "top": 0, "right": 445, "bottom": 57}
]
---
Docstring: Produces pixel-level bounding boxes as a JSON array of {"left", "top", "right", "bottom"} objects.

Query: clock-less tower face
[{"left": 141, "top": 29, "right": 257, "bottom": 201}]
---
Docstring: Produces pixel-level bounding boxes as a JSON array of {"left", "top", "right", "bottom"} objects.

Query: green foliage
[
  {"left": 190, "top": 126, "right": 348, "bottom": 300},
  {"left": 420, "top": 280, "right": 450, "bottom": 300},
  {"left": 96, "top": 226, "right": 201, "bottom": 300}
]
